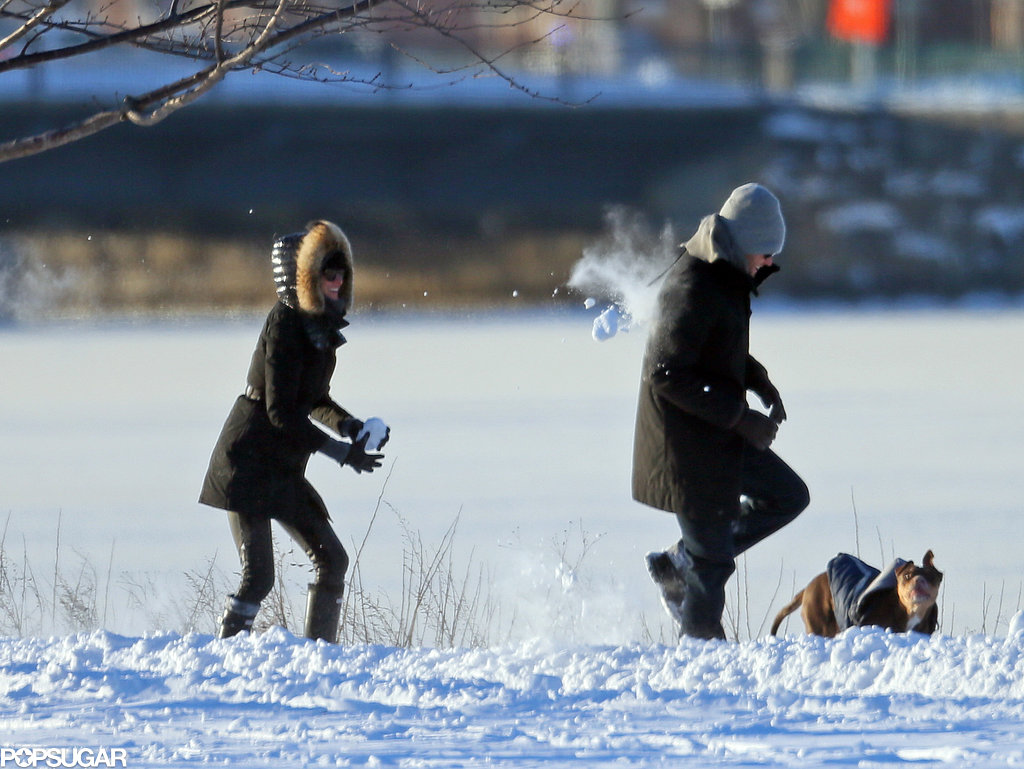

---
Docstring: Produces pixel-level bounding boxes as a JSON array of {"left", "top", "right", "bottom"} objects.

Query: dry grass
[
  {"left": 5, "top": 508, "right": 1021, "bottom": 642},
  {"left": 8, "top": 486, "right": 1014, "bottom": 642},
  {"left": 3, "top": 228, "right": 592, "bottom": 315},
  {"left": 0, "top": 486, "right": 516, "bottom": 646}
]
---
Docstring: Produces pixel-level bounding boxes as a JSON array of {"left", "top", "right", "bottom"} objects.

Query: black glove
[
  {"left": 756, "top": 383, "right": 787, "bottom": 424},
  {"left": 344, "top": 434, "right": 383, "bottom": 474},
  {"left": 734, "top": 409, "right": 778, "bottom": 451},
  {"left": 339, "top": 417, "right": 364, "bottom": 441},
  {"left": 320, "top": 435, "right": 384, "bottom": 474}
]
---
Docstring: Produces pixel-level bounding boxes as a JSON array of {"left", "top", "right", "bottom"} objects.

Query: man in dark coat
[
  {"left": 200, "top": 220, "right": 389, "bottom": 642},
  {"left": 633, "top": 184, "right": 810, "bottom": 640}
]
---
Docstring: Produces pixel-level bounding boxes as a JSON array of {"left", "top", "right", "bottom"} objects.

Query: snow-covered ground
[
  {"left": 3, "top": 306, "right": 1024, "bottom": 765},
  {"left": 5, "top": 622, "right": 1024, "bottom": 766}
]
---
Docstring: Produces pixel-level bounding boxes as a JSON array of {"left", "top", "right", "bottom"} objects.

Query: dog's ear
[{"left": 922, "top": 550, "right": 943, "bottom": 583}]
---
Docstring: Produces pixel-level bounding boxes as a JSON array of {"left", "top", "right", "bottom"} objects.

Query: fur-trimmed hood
[{"left": 272, "top": 220, "right": 354, "bottom": 315}]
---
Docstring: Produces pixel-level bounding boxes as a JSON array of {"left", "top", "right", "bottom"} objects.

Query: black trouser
[
  {"left": 673, "top": 447, "right": 809, "bottom": 640},
  {"left": 227, "top": 502, "right": 349, "bottom": 606}
]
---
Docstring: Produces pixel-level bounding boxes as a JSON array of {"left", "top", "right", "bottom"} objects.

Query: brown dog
[{"left": 771, "top": 550, "right": 942, "bottom": 637}]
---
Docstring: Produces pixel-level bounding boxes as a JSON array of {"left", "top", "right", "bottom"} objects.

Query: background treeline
[{"left": 2, "top": 102, "right": 1023, "bottom": 314}]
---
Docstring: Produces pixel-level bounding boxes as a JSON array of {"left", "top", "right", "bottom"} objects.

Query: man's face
[{"left": 745, "top": 252, "right": 774, "bottom": 277}]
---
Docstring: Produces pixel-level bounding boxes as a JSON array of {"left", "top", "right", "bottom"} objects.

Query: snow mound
[{"left": 5, "top": 624, "right": 1024, "bottom": 766}]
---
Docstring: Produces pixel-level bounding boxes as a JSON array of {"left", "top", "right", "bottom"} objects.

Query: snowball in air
[{"left": 592, "top": 305, "right": 630, "bottom": 341}]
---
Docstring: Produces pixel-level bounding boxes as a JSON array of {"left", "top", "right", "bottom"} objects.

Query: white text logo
[{"left": 0, "top": 748, "right": 128, "bottom": 768}]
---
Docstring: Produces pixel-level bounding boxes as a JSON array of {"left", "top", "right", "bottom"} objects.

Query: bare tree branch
[
  {"left": 385, "top": 0, "right": 596, "bottom": 105},
  {"left": 126, "top": 0, "right": 291, "bottom": 125},
  {"left": 0, "top": 0, "right": 70, "bottom": 53},
  {"left": 0, "top": 109, "right": 125, "bottom": 162},
  {"left": 0, "top": 0, "right": 608, "bottom": 163},
  {"left": 3, "top": 10, "right": 197, "bottom": 71},
  {"left": 213, "top": 0, "right": 226, "bottom": 63},
  {"left": 0, "top": 0, "right": 256, "bottom": 73}
]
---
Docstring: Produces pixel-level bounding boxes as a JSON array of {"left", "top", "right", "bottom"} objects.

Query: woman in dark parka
[
  {"left": 200, "top": 220, "right": 387, "bottom": 642},
  {"left": 633, "top": 184, "right": 809, "bottom": 641}
]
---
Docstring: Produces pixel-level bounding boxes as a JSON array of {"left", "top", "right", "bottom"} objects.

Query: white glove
[{"left": 357, "top": 417, "right": 391, "bottom": 451}]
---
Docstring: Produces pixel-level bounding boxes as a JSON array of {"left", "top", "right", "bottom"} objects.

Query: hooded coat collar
[
  {"left": 294, "top": 220, "right": 354, "bottom": 316},
  {"left": 271, "top": 220, "right": 354, "bottom": 349},
  {"left": 684, "top": 214, "right": 748, "bottom": 274},
  {"left": 682, "top": 214, "right": 779, "bottom": 294}
]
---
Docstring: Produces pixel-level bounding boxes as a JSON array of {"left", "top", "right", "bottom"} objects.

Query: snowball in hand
[{"left": 357, "top": 417, "right": 390, "bottom": 451}]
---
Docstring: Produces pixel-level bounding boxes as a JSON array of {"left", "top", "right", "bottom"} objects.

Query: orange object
[{"left": 827, "top": 0, "right": 891, "bottom": 44}]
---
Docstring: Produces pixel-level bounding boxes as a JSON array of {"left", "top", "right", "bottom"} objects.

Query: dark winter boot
[
  {"left": 217, "top": 595, "right": 260, "bottom": 639},
  {"left": 645, "top": 542, "right": 692, "bottom": 631},
  {"left": 303, "top": 583, "right": 344, "bottom": 643}
]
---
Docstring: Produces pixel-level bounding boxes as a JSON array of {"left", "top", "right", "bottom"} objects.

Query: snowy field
[
  {"left": 5, "top": 623, "right": 1024, "bottom": 767},
  {"left": 3, "top": 306, "right": 1024, "bottom": 765}
]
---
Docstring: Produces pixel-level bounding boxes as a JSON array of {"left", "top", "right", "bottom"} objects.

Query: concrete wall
[{"left": 0, "top": 103, "right": 763, "bottom": 236}]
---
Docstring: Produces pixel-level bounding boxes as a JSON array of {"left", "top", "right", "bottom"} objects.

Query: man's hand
[
  {"left": 735, "top": 409, "right": 778, "bottom": 451},
  {"left": 757, "top": 383, "right": 787, "bottom": 424}
]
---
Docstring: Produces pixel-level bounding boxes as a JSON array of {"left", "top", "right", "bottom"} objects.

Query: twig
[
  {"left": 851, "top": 487, "right": 860, "bottom": 559},
  {"left": 102, "top": 539, "right": 115, "bottom": 629},
  {"left": 52, "top": 509, "right": 61, "bottom": 631}
]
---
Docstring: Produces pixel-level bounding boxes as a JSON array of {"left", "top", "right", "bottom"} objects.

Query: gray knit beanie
[{"left": 718, "top": 183, "right": 786, "bottom": 257}]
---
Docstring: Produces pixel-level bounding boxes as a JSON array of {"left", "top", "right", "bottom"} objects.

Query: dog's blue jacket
[{"left": 826, "top": 553, "right": 908, "bottom": 631}]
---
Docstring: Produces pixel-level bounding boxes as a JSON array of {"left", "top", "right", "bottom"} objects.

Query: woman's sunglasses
[{"left": 322, "top": 268, "right": 344, "bottom": 282}]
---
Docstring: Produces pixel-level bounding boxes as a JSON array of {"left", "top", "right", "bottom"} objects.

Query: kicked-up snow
[{"left": 4, "top": 623, "right": 1024, "bottom": 766}]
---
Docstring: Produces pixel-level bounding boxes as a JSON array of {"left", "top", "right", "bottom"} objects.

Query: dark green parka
[
  {"left": 199, "top": 221, "right": 356, "bottom": 521},
  {"left": 632, "top": 214, "right": 777, "bottom": 518}
]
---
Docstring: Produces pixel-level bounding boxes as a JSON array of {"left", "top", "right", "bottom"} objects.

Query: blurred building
[
  {"left": 358, "top": 0, "right": 1024, "bottom": 89},
  {"left": 6, "top": 0, "right": 1024, "bottom": 92}
]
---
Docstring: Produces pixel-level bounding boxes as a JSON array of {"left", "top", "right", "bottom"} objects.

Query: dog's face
[{"left": 896, "top": 550, "right": 942, "bottom": 610}]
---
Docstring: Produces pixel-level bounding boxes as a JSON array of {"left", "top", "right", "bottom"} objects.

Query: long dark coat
[
  {"left": 632, "top": 214, "right": 775, "bottom": 518},
  {"left": 199, "top": 220, "right": 355, "bottom": 522}
]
